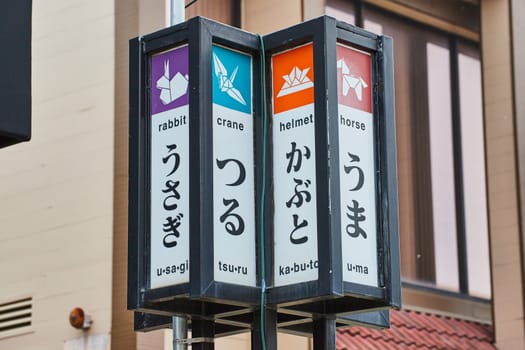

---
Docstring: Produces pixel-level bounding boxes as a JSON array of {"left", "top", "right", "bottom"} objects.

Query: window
[
  {"left": 326, "top": 0, "right": 491, "bottom": 299},
  {"left": 426, "top": 40, "right": 459, "bottom": 292},
  {"left": 457, "top": 44, "right": 490, "bottom": 298}
]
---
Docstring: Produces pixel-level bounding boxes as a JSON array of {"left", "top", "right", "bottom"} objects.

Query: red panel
[{"left": 336, "top": 43, "right": 372, "bottom": 113}]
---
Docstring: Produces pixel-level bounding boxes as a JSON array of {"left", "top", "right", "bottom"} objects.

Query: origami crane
[
  {"left": 277, "top": 66, "right": 314, "bottom": 97},
  {"left": 213, "top": 53, "right": 247, "bottom": 106},
  {"left": 156, "top": 60, "right": 189, "bottom": 105},
  {"left": 337, "top": 59, "right": 368, "bottom": 101}
]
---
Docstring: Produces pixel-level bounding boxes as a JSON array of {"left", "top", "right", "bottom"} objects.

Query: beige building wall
[
  {"left": 0, "top": 0, "right": 115, "bottom": 349},
  {"left": 112, "top": 1, "right": 179, "bottom": 349},
  {"left": 242, "top": 0, "right": 302, "bottom": 34},
  {"left": 512, "top": 0, "right": 525, "bottom": 320},
  {"left": 112, "top": 0, "right": 138, "bottom": 347},
  {"left": 481, "top": 0, "right": 525, "bottom": 348}
]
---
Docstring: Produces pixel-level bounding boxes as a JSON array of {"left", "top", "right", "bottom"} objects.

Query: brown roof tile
[{"left": 337, "top": 309, "right": 495, "bottom": 350}]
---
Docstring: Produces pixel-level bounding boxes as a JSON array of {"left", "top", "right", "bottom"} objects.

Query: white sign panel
[
  {"left": 272, "top": 43, "right": 319, "bottom": 287},
  {"left": 337, "top": 43, "right": 378, "bottom": 287},
  {"left": 212, "top": 45, "right": 256, "bottom": 287},
  {"left": 149, "top": 45, "right": 190, "bottom": 289}
]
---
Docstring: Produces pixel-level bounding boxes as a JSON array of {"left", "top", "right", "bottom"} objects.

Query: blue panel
[{"left": 212, "top": 45, "right": 252, "bottom": 114}]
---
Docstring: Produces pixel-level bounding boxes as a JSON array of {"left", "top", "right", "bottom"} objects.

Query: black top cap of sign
[{"left": 0, "top": 0, "right": 32, "bottom": 148}]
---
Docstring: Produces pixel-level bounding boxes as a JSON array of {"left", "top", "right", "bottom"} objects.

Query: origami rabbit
[{"left": 156, "top": 60, "right": 189, "bottom": 105}]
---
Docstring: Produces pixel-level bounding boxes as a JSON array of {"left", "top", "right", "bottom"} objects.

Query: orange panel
[{"left": 272, "top": 43, "right": 314, "bottom": 114}]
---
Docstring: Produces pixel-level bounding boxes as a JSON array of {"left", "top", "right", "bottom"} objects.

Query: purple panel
[{"left": 150, "top": 45, "right": 189, "bottom": 115}]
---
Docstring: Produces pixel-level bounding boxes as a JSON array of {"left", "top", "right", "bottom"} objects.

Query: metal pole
[
  {"left": 173, "top": 316, "right": 188, "bottom": 350},
  {"left": 170, "top": 2, "right": 188, "bottom": 350},
  {"left": 313, "top": 316, "right": 336, "bottom": 350},
  {"left": 191, "top": 318, "right": 215, "bottom": 350},
  {"left": 170, "top": 0, "right": 185, "bottom": 26}
]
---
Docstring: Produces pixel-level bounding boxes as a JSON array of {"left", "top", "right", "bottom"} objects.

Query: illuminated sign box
[
  {"left": 264, "top": 16, "right": 401, "bottom": 315},
  {"left": 129, "top": 15, "right": 401, "bottom": 331},
  {"left": 128, "top": 17, "right": 262, "bottom": 317}
]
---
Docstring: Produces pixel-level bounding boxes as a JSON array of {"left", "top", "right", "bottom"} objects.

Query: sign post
[
  {"left": 271, "top": 42, "right": 319, "bottom": 290},
  {"left": 128, "top": 17, "right": 262, "bottom": 329},
  {"left": 264, "top": 16, "right": 400, "bottom": 317},
  {"left": 129, "top": 15, "right": 400, "bottom": 348},
  {"left": 149, "top": 44, "right": 191, "bottom": 291},
  {"left": 337, "top": 43, "right": 378, "bottom": 288},
  {"left": 211, "top": 44, "right": 257, "bottom": 289}
]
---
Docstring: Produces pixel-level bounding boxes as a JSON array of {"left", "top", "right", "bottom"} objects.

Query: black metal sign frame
[
  {"left": 263, "top": 16, "right": 401, "bottom": 315},
  {"left": 128, "top": 16, "right": 263, "bottom": 317},
  {"left": 133, "top": 308, "right": 389, "bottom": 337},
  {"left": 129, "top": 16, "right": 401, "bottom": 344}
]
